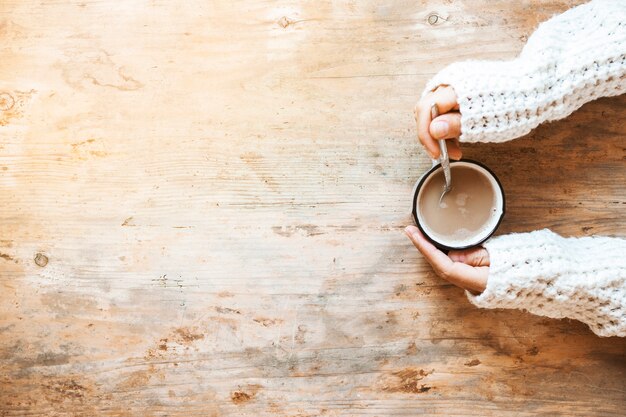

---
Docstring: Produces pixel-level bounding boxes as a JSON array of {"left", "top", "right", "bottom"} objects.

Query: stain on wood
[
  {"left": 379, "top": 368, "right": 435, "bottom": 394},
  {"left": 1, "top": 0, "right": 625, "bottom": 416}
]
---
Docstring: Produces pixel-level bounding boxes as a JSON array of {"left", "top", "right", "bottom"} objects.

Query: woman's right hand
[{"left": 414, "top": 85, "right": 463, "bottom": 160}]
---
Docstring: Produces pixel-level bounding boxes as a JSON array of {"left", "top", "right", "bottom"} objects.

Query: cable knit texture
[
  {"left": 421, "top": 1, "right": 626, "bottom": 337},
  {"left": 423, "top": 0, "right": 626, "bottom": 143},
  {"left": 467, "top": 230, "right": 626, "bottom": 337}
]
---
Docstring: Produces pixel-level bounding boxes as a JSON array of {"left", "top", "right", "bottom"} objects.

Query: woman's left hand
[{"left": 404, "top": 225, "right": 489, "bottom": 294}]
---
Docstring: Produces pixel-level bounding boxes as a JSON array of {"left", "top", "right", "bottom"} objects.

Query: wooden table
[{"left": 1, "top": 1, "right": 624, "bottom": 415}]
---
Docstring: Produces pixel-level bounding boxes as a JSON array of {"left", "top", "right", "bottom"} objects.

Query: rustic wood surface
[{"left": 1, "top": 1, "right": 625, "bottom": 416}]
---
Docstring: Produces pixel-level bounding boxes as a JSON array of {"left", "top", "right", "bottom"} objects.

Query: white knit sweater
[{"left": 424, "top": 0, "right": 626, "bottom": 337}]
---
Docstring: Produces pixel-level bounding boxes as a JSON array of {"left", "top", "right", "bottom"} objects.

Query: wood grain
[{"left": 1, "top": 1, "right": 624, "bottom": 416}]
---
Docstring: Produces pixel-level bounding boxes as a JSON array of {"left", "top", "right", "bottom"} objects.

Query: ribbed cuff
[
  {"left": 421, "top": 0, "right": 626, "bottom": 145},
  {"left": 422, "top": 59, "right": 539, "bottom": 144},
  {"left": 465, "top": 230, "right": 626, "bottom": 337}
]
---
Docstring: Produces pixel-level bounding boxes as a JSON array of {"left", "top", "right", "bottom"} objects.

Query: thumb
[
  {"left": 449, "top": 247, "right": 490, "bottom": 267},
  {"left": 429, "top": 112, "right": 462, "bottom": 141},
  {"left": 405, "top": 226, "right": 488, "bottom": 293}
]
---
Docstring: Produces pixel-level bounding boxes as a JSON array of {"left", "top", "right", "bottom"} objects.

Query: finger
[
  {"left": 445, "top": 263, "right": 488, "bottom": 294},
  {"left": 429, "top": 112, "right": 462, "bottom": 140},
  {"left": 405, "top": 225, "right": 453, "bottom": 267},
  {"left": 416, "top": 86, "right": 459, "bottom": 159},
  {"left": 431, "top": 85, "right": 459, "bottom": 113},
  {"left": 405, "top": 226, "right": 487, "bottom": 293},
  {"left": 447, "top": 138, "right": 462, "bottom": 161},
  {"left": 449, "top": 247, "right": 490, "bottom": 267}
]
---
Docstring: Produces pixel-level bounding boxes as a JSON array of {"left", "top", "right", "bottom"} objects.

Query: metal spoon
[{"left": 430, "top": 103, "right": 452, "bottom": 205}]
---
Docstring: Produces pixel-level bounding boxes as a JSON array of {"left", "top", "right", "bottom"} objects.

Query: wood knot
[
  {"left": 427, "top": 12, "right": 444, "bottom": 26},
  {"left": 278, "top": 16, "right": 292, "bottom": 28},
  {"left": 0, "top": 92, "right": 15, "bottom": 111},
  {"left": 34, "top": 253, "right": 49, "bottom": 267}
]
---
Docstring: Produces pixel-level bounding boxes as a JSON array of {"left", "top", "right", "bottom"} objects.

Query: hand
[
  {"left": 414, "top": 85, "right": 462, "bottom": 160},
  {"left": 404, "top": 225, "right": 488, "bottom": 294}
]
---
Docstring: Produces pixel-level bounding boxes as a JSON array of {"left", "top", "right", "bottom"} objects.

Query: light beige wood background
[{"left": 1, "top": 0, "right": 625, "bottom": 416}]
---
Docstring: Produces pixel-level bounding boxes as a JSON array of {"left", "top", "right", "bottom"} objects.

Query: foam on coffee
[{"left": 416, "top": 162, "right": 503, "bottom": 248}]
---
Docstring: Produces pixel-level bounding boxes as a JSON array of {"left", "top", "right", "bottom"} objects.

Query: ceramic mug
[{"left": 411, "top": 159, "right": 506, "bottom": 251}]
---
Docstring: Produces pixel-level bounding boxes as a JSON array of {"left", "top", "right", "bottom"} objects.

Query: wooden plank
[{"left": 1, "top": 0, "right": 624, "bottom": 416}]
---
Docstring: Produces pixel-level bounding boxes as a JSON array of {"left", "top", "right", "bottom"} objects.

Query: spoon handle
[
  {"left": 438, "top": 139, "right": 451, "bottom": 189},
  {"left": 430, "top": 103, "right": 452, "bottom": 191}
]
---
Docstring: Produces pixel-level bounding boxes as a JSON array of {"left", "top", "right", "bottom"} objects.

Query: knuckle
[
  {"left": 468, "top": 249, "right": 481, "bottom": 264},
  {"left": 477, "top": 253, "right": 485, "bottom": 265},
  {"left": 453, "top": 114, "right": 462, "bottom": 127}
]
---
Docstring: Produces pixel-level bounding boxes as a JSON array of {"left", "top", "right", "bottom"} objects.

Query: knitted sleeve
[
  {"left": 466, "top": 229, "right": 626, "bottom": 337},
  {"left": 423, "top": 0, "right": 626, "bottom": 143}
]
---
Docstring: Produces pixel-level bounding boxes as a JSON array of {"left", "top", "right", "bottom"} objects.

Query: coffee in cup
[{"left": 412, "top": 160, "right": 505, "bottom": 250}]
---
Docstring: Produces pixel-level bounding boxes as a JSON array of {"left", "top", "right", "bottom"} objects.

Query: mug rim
[{"left": 411, "top": 159, "right": 506, "bottom": 251}]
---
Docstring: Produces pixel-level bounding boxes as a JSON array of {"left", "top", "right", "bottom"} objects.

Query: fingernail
[
  {"left": 405, "top": 226, "right": 419, "bottom": 238},
  {"left": 431, "top": 120, "right": 449, "bottom": 139}
]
